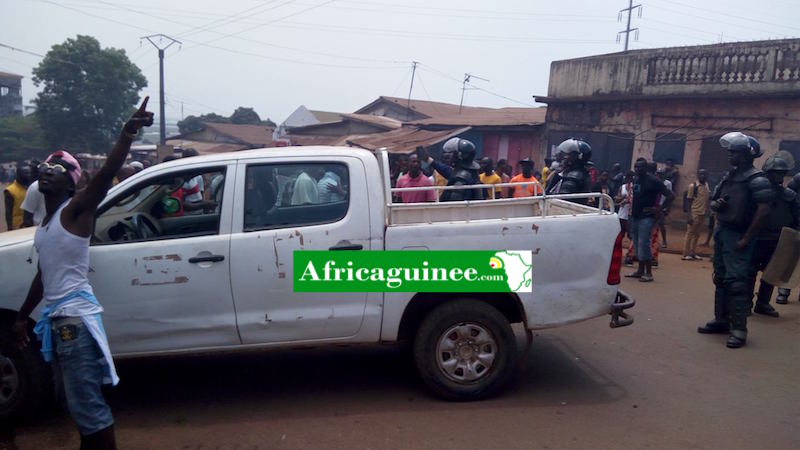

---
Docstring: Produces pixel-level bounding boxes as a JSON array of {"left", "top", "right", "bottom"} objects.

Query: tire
[
  {"left": 413, "top": 300, "right": 518, "bottom": 401},
  {"left": 0, "top": 335, "right": 52, "bottom": 421}
]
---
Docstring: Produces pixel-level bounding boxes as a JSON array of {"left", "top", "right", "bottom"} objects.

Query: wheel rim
[
  {"left": 0, "top": 352, "right": 20, "bottom": 407},
  {"left": 435, "top": 322, "right": 497, "bottom": 383}
]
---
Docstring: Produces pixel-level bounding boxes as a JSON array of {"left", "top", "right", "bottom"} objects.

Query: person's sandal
[
  {"left": 639, "top": 274, "right": 654, "bottom": 282},
  {"left": 625, "top": 272, "right": 643, "bottom": 278}
]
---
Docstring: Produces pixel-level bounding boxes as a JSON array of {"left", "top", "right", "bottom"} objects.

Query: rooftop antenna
[
  {"left": 617, "top": 0, "right": 642, "bottom": 52},
  {"left": 459, "top": 72, "right": 489, "bottom": 113}
]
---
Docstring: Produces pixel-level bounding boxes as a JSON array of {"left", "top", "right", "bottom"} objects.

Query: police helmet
[
  {"left": 720, "top": 132, "right": 763, "bottom": 158},
  {"left": 443, "top": 137, "right": 477, "bottom": 163},
  {"left": 763, "top": 150, "right": 796, "bottom": 172},
  {"left": 556, "top": 138, "right": 592, "bottom": 162}
]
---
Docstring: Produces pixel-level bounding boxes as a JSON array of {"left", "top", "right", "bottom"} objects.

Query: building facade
[
  {"left": 0, "top": 71, "right": 23, "bottom": 117},
  {"left": 537, "top": 39, "right": 800, "bottom": 192}
]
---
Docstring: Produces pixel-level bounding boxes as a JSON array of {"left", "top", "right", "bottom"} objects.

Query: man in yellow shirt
[
  {"left": 510, "top": 158, "right": 542, "bottom": 197},
  {"left": 4, "top": 162, "right": 33, "bottom": 230},
  {"left": 479, "top": 157, "right": 502, "bottom": 199},
  {"left": 541, "top": 157, "right": 553, "bottom": 186}
]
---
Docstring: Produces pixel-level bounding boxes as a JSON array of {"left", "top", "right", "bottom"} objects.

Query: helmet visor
[{"left": 719, "top": 132, "right": 750, "bottom": 151}]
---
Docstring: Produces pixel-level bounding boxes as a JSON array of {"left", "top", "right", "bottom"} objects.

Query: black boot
[
  {"left": 726, "top": 330, "right": 747, "bottom": 348},
  {"left": 698, "top": 286, "right": 730, "bottom": 334},
  {"left": 754, "top": 281, "right": 779, "bottom": 317},
  {"left": 753, "top": 302, "right": 779, "bottom": 317},
  {"left": 727, "top": 289, "right": 750, "bottom": 349}
]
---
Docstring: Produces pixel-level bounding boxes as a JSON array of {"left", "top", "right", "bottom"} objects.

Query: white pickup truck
[{"left": 0, "top": 147, "right": 633, "bottom": 418}]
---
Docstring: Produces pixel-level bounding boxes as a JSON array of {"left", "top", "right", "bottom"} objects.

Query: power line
[
  {"left": 652, "top": 0, "right": 800, "bottom": 34},
  {"left": 38, "top": 0, "right": 407, "bottom": 69}
]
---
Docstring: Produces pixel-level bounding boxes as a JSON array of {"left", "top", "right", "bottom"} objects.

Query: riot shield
[{"left": 762, "top": 227, "right": 800, "bottom": 288}]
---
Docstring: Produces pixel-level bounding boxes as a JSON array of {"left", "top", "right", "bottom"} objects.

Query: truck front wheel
[
  {"left": 0, "top": 337, "right": 51, "bottom": 421},
  {"left": 413, "top": 300, "right": 518, "bottom": 400}
]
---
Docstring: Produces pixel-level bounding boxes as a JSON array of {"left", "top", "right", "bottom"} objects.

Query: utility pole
[
  {"left": 459, "top": 72, "right": 489, "bottom": 113},
  {"left": 405, "top": 61, "right": 418, "bottom": 122},
  {"left": 141, "top": 34, "right": 181, "bottom": 144},
  {"left": 617, "top": 0, "right": 642, "bottom": 52}
]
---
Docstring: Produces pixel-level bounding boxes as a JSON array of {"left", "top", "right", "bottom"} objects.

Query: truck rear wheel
[{"left": 413, "top": 300, "right": 518, "bottom": 401}]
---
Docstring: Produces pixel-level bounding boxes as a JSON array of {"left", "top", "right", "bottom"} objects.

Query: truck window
[
  {"left": 93, "top": 168, "right": 225, "bottom": 244},
  {"left": 244, "top": 163, "right": 349, "bottom": 231}
]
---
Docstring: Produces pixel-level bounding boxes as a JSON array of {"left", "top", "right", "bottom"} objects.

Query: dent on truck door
[
  {"left": 230, "top": 158, "right": 371, "bottom": 344},
  {"left": 88, "top": 165, "right": 239, "bottom": 354}
]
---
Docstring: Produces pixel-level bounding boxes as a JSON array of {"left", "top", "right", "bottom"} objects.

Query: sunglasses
[{"left": 38, "top": 162, "right": 69, "bottom": 174}]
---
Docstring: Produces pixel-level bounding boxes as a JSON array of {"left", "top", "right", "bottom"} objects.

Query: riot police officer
[
  {"left": 545, "top": 138, "right": 592, "bottom": 201},
  {"left": 698, "top": 132, "right": 773, "bottom": 348},
  {"left": 775, "top": 171, "right": 800, "bottom": 304},
  {"left": 436, "top": 137, "right": 485, "bottom": 202},
  {"left": 749, "top": 152, "right": 799, "bottom": 318}
]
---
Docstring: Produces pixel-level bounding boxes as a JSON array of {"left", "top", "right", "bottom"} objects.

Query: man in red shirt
[{"left": 396, "top": 154, "right": 436, "bottom": 203}]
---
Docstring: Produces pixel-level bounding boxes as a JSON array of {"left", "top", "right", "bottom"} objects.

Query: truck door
[
  {"left": 230, "top": 156, "right": 372, "bottom": 344},
  {"left": 89, "top": 163, "right": 239, "bottom": 354}
]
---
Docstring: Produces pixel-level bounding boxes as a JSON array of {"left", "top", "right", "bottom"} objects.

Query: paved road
[{"left": 5, "top": 253, "right": 799, "bottom": 449}]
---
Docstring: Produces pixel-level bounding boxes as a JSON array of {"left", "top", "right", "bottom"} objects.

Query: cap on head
[
  {"left": 720, "top": 132, "right": 763, "bottom": 158},
  {"left": 45, "top": 150, "right": 82, "bottom": 186}
]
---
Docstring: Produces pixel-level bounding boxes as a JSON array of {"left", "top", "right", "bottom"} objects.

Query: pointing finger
[{"left": 137, "top": 96, "right": 150, "bottom": 113}]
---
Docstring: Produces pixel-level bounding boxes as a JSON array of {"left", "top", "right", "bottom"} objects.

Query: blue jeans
[
  {"left": 629, "top": 217, "right": 656, "bottom": 262},
  {"left": 51, "top": 317, "right": 114, "bottom": 435}
]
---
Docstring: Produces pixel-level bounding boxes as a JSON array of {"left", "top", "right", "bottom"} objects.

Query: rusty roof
[
  {"left": 0, "top": 71, "right": 23, "bottom": 79},
  {"left": 356, "top": 96, "right": 491, "bottom": 118},
  {"left": 408, "top": 107, "right": 547, "bottom": 127},
  {"left": 202, "top": 122, "right": 274, "bottom": 146},
  {"left": 345, "top": 126, "right": 472, "bottom": 154},
  {"left": 165, "top": 139, "right": 248, "bottom": 155},
  {"left": 340, "top": 113, "right": 402, "bottom": 130}
]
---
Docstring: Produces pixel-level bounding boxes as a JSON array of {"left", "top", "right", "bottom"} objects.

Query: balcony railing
[{"left": 647, "top": 42, "right": 800, "bottom": 85}]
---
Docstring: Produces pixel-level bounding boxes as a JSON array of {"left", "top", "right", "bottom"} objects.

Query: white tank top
[{"left": 35, "top": 200, "right": 94, "bottom": 303}]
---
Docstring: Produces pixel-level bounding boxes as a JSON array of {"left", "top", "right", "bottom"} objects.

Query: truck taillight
[{"left": 607, "top": 231, "right": 623, "bottom": 285}]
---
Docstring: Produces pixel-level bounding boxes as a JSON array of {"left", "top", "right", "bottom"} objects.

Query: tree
[
  {"left": 0, "top": 115, "right": 49, "bottom": 163},
  {"left": 230, "top": 107, "right": 261, "bottom": 125},
  {"left": 32, "top": 35, "right": 147, "bottom": 153}
]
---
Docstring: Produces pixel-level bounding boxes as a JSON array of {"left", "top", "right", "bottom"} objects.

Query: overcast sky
[{"left": 2, "top": 0, "right": 798, "bottom": 124}]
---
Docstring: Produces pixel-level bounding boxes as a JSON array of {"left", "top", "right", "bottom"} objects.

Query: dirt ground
[{"left": 2, "top": 252, "right": 798, "bottom": 450}]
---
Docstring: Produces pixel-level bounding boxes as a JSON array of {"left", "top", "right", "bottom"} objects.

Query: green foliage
[
  {"left": 32, "top": 35, "right": 147, "bottom": 154},
  {"left": 230, "top": 107, "right": 261, "bottom": 125},
  {"left": 0, "top": 115, "right": 49, "bottom": 163},
  {"left": 177, "top": 107, "right": 275, "bottom": 134}
]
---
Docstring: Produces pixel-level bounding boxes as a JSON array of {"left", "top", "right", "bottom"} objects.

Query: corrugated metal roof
[
  {"left": 165, "top": 139, "right": 248, "bottom": 155},
  {"left": 309, "top": 110, "right": 343, "bottom": 123},
  {"left": 407, "top": 108, "right": 547, "bottom": 127},
  {"left": 0, "top": 71, "right": 23, "bottom": 79},
  {"left": 345, "top": 126, "right": 472, "bottom": 154},
  {"left": 356, "top": 96, "right": 491, "bottom": 119},
  {"left": 340, "top": 113, "right": 402, "bottom": 130},
  {"left": 203, "top": 122, "right": 274, "bottom": 146}
]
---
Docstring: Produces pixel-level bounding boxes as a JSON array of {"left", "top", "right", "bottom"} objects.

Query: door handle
[
  {"left": 329, "top": 244, "right": 363, "bottom": 251},
  {"left": 188, "top": 255, "right": 225, "bottom": 263}
]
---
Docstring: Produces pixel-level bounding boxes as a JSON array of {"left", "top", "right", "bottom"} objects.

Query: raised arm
[{"left": 63, "top": 97, "right": 153, "bottom": 236}]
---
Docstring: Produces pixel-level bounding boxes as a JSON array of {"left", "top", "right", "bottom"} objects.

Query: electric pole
[
  {"left": 141, "top": 34, "right": 181, "bottom": 144},
  {"left": 459, "top": 73, "right": 489, "bottom": 113},
  {"left": 617, "top": 1, "right": 642, "bottom": 52},
  {"left": 405, "top": 61, "right": 418, "bottom": 122}
]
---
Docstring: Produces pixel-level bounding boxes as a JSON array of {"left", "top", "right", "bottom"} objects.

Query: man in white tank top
[{"left": 11, "top": 98, "right": 153, "bottom": 449}]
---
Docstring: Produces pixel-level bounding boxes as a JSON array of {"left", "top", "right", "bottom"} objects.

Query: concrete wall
[{"left": 548, "top": 39, "right": 800, "bottom": 99}]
